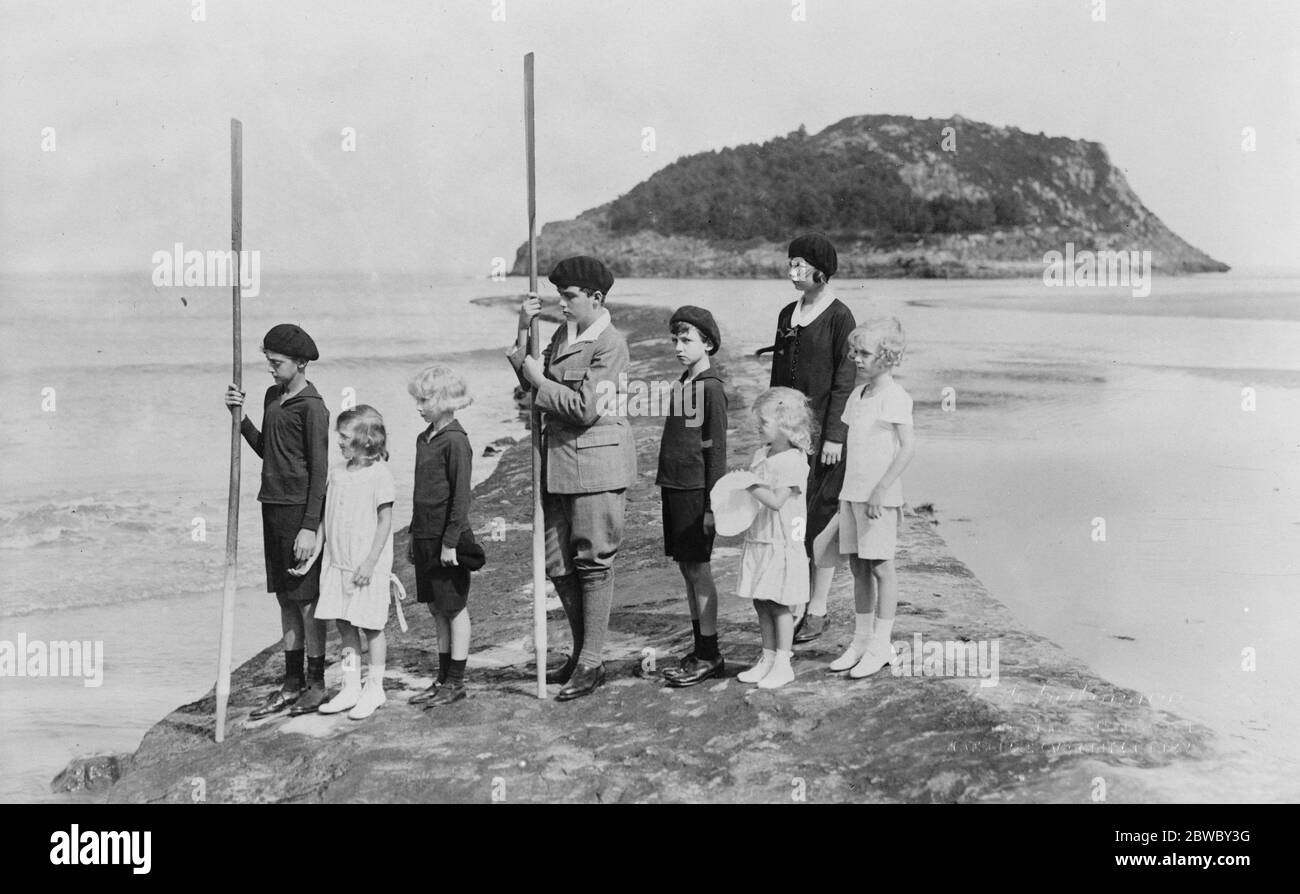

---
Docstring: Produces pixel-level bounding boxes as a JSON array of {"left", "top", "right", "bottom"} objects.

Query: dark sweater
[
  {"left": 411, "top": 419, "right": 472, "bottom": 549},
  {"left": 769, "top": 298, "right": 857, "bottom": 446},
  {"left": 240, "top": 382, "right": 330, "bottom": 530},
  {"left": 655, "top": 368, "right": 728, "bottom": 509}
]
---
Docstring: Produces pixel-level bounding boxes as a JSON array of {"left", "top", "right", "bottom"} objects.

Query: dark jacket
[
  {"left": 240, "top": 382, "right": 330, "bottom": 530},
  {"left": 411, "top": 419, "right": 472, "bottom": 549},
  {"left": 655, "top": 368, "right": 728, "bottom": 509},
  {"left": 769, "top": 298, "right": 857, "bottom": 446}
]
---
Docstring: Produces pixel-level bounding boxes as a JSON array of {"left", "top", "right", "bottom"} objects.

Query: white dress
[
  {"left": 736, "top": 446, "right": 811, "bottom": 606},
  {"left": 315, "top": 461, "right": 396, "bottom": 630}
]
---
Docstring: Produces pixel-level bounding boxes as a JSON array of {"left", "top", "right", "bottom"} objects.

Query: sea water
[
  {"left": 0, "top": 272, "right": 527, "bottom": 801},
  {"left": 3, "top": 270, "right": 1298, "bottom": 801}
]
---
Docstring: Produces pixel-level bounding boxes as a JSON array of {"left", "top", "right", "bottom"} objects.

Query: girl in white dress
[
  {"left": 736, "top": 387, "right": 814, "bottom": 689},
  {"left": 313, "top": 405, "right": 396, "bottom": 719}
]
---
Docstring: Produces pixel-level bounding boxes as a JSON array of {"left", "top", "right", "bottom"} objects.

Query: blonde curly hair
[
  {"left": 752, "top": 386, "right": 817, "bottom": 454},
  {"left": 848, "top": 317, "right": 906, "bottom": 368},
  {"left": 407, "top": 365, "right": 473, "bottom": 414}
]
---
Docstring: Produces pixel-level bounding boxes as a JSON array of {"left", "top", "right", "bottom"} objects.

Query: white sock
[
  {"left": 739, "top": 649, "right": 776, "bottom": 683},
  {"left": 367, "top": 664, "right": 385, "bottom": 688},
  {"left": 758, "top": 650, "right": 795, "bottom": 688},
  {"left": 341, "top": 648, "right": 362, "bottom": 690},
  {"left": 874, "top": 617, "right": 895, "bottom": 645}
]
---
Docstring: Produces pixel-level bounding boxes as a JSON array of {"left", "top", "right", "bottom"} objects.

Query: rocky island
[{"left": 511, "top": 114, "right": 1228, "bottom": 279}]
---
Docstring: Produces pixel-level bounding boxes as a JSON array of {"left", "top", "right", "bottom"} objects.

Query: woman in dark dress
[{"left": 764, "top": 234, "right": 857, "bottom": 642}]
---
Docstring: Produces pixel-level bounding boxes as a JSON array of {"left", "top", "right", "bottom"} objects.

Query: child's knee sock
[
  {"left": 437, "top": 651, "right": 451, "bottom": 685},
  {"left": 284, "top": 649, "right": 305, "bottom": 690},
  {"left": 552, "top": 574, "right": 585, "bottom": 659},
  {"left": 447, "top": 658, "right": 467, "bottom": 688},
  {"left": 691, "top": 619, "right": 702, "bottom": 655},
  {"left": 306, "top": 654, "right": 325, "bottom": 688},
  {"left": 698, "top": 632, "right": 720, "bottom": 660}
]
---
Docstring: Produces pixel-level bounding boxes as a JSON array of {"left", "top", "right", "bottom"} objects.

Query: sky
[{"left": 2, "top": 0, "right": 1296, "bottom": 275}]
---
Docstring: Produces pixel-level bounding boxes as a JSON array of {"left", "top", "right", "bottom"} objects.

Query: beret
[
  {"left": 548, "top": 256, "right": 614, "bottom": 296},
  {"left": 455, "top": 528, "right": 486, "bottom": 572},
  {"left": 262, "top": 323, "right": 319, "bottom": 361},
  {"left": 669, "top": 305, "right": 721, "bottom": 355},
  {"left": 787, "top": 233, "right": 838, "bottom": 279}
]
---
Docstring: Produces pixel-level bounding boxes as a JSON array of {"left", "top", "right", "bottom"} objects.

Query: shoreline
[{"left": 74, "top": 295, "right": 1254, "bottom": 803}]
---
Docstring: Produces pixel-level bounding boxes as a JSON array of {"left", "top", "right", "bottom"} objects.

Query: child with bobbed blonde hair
[
  {"left": 831, "top": 318, "right": 915, "bottom": 679},
  {"left": 405, "top": 366, "right": 478, "bottom": 708},
  {"left": 734, "top": 387, "right": 817, "bottom": 689},
  {"left": 314, "top": 405, "right": 396, "bottom": 719}
]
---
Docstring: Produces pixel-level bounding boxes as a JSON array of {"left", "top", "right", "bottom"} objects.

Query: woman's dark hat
[
  {"left": 669, "top": 306, "right": 721, "bottom": 355},
  {"left": 262, "top": 323, "right": 319, "bottom": 361},
  {"left": 787, "top": 233, "right": 838, "bottom": 279}
]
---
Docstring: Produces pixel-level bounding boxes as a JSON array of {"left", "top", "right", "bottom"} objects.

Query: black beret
[
  {"left": 669, "top": 305, "right": 721, "bottom": 355},
  {"left": 455, "top": 528, "right": 486, "bottom": 572},
  {"left": 262, "top": 323, "right": 319, "bottom": 361},
  {"left": 548, "top": 256, "right": 614, "bottom": 296},
  {"left": 787, "top": 233, "right": 838, "bottom": 279}
]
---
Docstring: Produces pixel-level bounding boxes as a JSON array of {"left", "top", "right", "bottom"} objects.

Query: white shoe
[
  {"left": 738, "top": 650, "right": 775, "bottom": 683},
  {"left": 757, "top": 654, "right": 795, "bottom": 689},
  {"left": 849, "top": 639, "right": 897, "bottom": 679},
  {"left": 317, "top": 682, "right": 361, "bottom": 714},
  {"left": 347, "top": 681, "right": 387, "bottom": 719},
  {"left": 829, "top": 636, "right": 872, "bottom": 672}
]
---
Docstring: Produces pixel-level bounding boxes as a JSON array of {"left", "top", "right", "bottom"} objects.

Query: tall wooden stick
[
  {"left": 525, "top": 53, "right": 546, "bottom": 699},
  {"left": 216, "top": 118, "right": 243, "bottom": 741}
]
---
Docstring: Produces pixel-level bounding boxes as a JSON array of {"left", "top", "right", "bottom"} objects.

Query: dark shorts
[
  {"left": 661, "top": 487, "right": 715, "bottom": 564},
  {"left": 261, "top": 503, "right": 321, "bottom": 602},
  {"left": 413, "top": 539, "right": 470, "bottom": 614}
]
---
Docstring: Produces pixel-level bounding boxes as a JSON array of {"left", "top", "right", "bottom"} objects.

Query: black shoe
[
  {"left": 664, "top": 654, "right": 725, "bottom": 688},
  {"left": 249, "top": 687, "right": 300, "bottom": 719},
  {"left": 288, "top": 682, "right": 327, "bottom": 715},
  {"left": 422, "top": 683, "right": 466, "bottom": 708},
  {"left": 556, "top": 663, "right": 605, "bottom": 701},
  {"left": 408, "top": 681, "right": 443, "bottom": 705},
  {"left": 546, "top": 654, "right": 578, "bottom": 685},
  {"left": 794, "top": 613, "right": 828, "bottom": 644}
]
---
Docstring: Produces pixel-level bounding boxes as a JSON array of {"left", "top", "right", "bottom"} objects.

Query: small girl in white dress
[
  {"left": 313, "top": 405, "right": 396, "bottom": 719},
  {"left": 735, "top": 387, "right": 815, "bottom": 689}
]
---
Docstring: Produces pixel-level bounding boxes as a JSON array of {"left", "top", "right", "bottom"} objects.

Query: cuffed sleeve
[
  {"left": 441, "top": 435, "right": 472, "bottom": 549},
  {"left": 239, "top": 416, "right": 264, "bottom": 457},
  {"left": 299, "top": 401, "right": 330, "bottom": 531},
  {"left": 700, "top": 379, "right": 728, "bottom": 511},
  {"left": 821, "top": 309, "right": 857, "bottom": 444}
]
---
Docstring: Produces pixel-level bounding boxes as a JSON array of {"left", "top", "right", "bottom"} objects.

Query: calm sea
[{"left": 2, "top": 270, "right": 1298, "bottom": 801}]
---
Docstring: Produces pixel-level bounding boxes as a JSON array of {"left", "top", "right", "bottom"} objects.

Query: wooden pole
[
  {"left": 525, "top": 53, "right": 546, "bottom": 699},
  {"left": 215, "top": 118, "right": 243, "bottom": 740}
]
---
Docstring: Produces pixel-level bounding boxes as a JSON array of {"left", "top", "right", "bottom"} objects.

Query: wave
[{"left": 0, "top": 498, "right": 160, "bottom": 550}]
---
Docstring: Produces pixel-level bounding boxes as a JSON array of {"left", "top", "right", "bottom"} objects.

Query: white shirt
[
  {"left": 839, "top": 379, "right": 913, "bottom": 505},
  {"left": 566, "top": 308, "right": 611, "bottom": 346}
]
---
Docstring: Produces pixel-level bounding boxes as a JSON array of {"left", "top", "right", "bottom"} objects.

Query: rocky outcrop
[{"left": 512, "top": 114, "right": 1228, "bottom": 278}]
